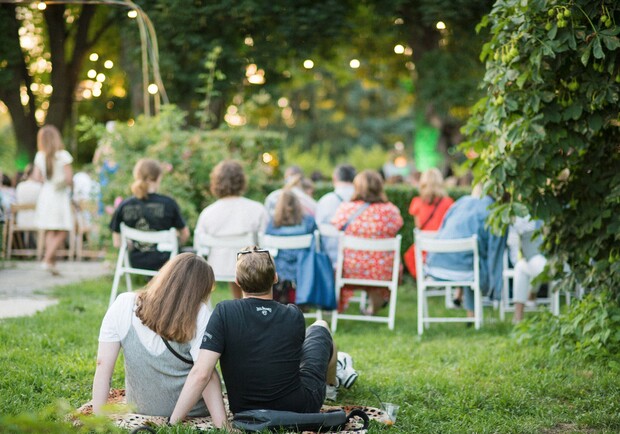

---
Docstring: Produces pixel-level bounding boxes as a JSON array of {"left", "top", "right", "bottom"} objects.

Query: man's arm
[
  {"left": 170, "top": 349, "right": 221, "bottom": 424},
  {"left": 200, "top": 369, "right": 228, "bottom": 429}
]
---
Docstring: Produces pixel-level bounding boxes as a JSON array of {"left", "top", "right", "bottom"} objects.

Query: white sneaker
[
  {"left": 336, "top": 352, "right": 359, "bottom": 389},
  {"left": 325, "top": 384, "right": 338, "bottom": 401}
]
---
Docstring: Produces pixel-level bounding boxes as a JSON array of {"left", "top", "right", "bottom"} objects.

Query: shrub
[
  {"left": 463, "top": 0, "right": 620, "bottom": 299},
  {"left": 516, "top": 291, "right": 620, "bottom": 365},
  {"left": 78, "top": 105, "right": 284, "bottom": 233}
]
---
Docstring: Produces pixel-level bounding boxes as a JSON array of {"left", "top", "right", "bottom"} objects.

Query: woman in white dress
[
  {"left": 194, "top": 160, "right": 268, "bottom": 299},
  {"left": 33, "top": 125, "right": 74, "bottom": 275}
]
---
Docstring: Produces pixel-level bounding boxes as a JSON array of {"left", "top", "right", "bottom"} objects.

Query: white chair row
[
  {"left": 3, "top": 201, "right": 103, "bottom": 261},
  {"left": 110, "top": 225, "right": 403, "bottom": 331}
]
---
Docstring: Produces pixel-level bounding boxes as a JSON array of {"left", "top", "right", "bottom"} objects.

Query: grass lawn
[{"left": 1, "top": 275, "right": 619, "bottom": 433}]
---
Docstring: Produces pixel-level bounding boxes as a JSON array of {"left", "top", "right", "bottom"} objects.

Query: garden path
[{"left": 0, "top": 260, "right": 112, "bottom": 319}]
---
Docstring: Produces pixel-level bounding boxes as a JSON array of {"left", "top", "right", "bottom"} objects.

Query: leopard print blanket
[{"left": 76, "top": 389, "right": 386, "bottom": 433}]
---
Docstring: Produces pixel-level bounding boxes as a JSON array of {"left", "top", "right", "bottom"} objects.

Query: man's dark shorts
[{"left": 299, "top": 324, "right": 333, "bottom": 412}]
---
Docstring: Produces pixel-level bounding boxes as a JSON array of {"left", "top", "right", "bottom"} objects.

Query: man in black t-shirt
[{"left": 170, "top": 246, "right": 338, "bottom": 422}]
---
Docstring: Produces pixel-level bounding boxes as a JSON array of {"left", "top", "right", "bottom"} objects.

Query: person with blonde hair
[
  {"left": 109, "top": 158, "right": 189, "bottom": 271},
  {"left": 32, "top": 125, "right": 74, "bottom": 275},
  {"left": 195, "top": 160, "right": 268, "bottom": 299},
  {"left": 92, "top": 253, "right": 227, "bottom": 426},
  {"left": 331, "top": 170, "right": 403, "bottom": 315},
  {"left": 403, "top": 168, "right": 454, "bottom": 278},
  {"left": 265, "top": 189, "right": 317, "bottom": 303}
]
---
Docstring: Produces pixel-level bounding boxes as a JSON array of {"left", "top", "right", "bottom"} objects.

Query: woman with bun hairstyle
[{"left": 109, "top": 158, "right": 189, "bottom": 271}]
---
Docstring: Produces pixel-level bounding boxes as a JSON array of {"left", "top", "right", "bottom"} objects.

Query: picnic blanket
[{"left": 76, "top": 389, "right": 386, "bottom": 433}]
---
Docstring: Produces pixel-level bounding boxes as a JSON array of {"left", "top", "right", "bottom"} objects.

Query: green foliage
[
  {"left": 516, "top": 292, "right": 620, "bottom": 364},
  {"left": 463, "top": 0, "right": 620, "bottom": 297},
  {"left": 78, "top": 105, "right": 284, "bottom": 231}
]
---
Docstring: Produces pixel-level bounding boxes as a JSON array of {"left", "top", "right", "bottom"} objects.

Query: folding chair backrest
[
  {"left": 258, "top": 232, "right": 314, "bottom": 257},
  {"left": 194, "top": 231, "right": 257, "bottom": 282},
  {"left": 109, "top": 223, "right": 178, "bottom": 306},
  {"left": 414, "top": 229, "right": 481, "bottom": 334},
  {"left": 331, "top": 233, "right": 402, "bottom": 331}
]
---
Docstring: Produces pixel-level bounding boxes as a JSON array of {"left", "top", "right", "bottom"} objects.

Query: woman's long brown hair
[
  {"left": 37, "top": 125, "right": 64, "bottom": 179},
  {"left": 135, "top": 253, "right": 215, "bottom": 343}
]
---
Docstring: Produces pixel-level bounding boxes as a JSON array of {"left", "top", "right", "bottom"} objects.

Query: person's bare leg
[
  {"left": 44, "top": 231, "right": 66, "bottom": 265},
  {"left": 367, "top": 289, "right": 386, "bottom": 315},
  {"left": 229, "top": 281, "right": 242, "bottom": 299},
  {"left": 312, "top": 320, "right": 337, "bottom": 385},
  {"left": 513, "top": 302, "right": 525, "bottom": 323}
]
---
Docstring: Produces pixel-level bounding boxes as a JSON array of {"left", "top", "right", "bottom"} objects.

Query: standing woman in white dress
[{"left": 33, "top": 125, "right": 74, "bottom": 275}]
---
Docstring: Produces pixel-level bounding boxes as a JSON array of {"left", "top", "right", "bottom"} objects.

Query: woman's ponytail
[{"left": 131, "top": 159, "right": 162, "bottom": 200}]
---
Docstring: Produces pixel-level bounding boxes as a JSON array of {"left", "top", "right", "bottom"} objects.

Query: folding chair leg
[
  {"left": 417, "top": 288, "right": 424, "bottom": 335},
  {"left": 388, "top": 288, "right": 397, "bottom": 331},
  {"left": 474, "top": 287, "right": 482, "bottom": 330}
]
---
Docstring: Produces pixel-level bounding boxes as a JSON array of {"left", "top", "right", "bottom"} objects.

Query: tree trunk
[{"left": 0, "top": 5, "right": 38, "bottom": 158}]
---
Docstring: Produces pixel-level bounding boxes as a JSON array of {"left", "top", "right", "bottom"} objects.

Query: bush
[
  {"left": 78, "top": 105, "right": 284, "bottom": 233},
  {"left": 463, "top": 0, "right": 620, "bottom": 299},
  {"left": 516, "top": 292, "right": 620, "bottom": 365}
]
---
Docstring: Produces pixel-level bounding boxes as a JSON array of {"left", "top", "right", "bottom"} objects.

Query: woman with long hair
[
  {"left": 109, "top": 158, "right": 189, "bottom": 271},
  {"left": 331, "top": 170, "right": 403, "bottom": 315},
  {"left": 92, "top": 253, "right": 227, "bottom": 427},
  {"left": 32, "top": 125, "right": 74, "bottom": 275},
  {"left": 265, "top": 188, "right": 317, "bottom": 304}
]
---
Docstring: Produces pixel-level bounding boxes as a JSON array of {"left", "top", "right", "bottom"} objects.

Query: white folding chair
[
  {"left": 499, "top": 251, "right": 573, "bottom": 320},
  {"left": 109, "top": 223, "right": 179, "bottom": 306},
  {"left": 412, "top": 229, "right": 456, "bottom": 309},
  {"left": 258, "top": 230, "right": 322, "bottom": 320},
  {"left": 4, "top": 203, "right": 43, "bottom": 259},
  {"left": 415, "top": 230, "right": 481, "bottom": 334},
  {"left": 194, "top": 231, "right": 257, "bottom": 282},
  {"left": 330, "top": 233, "right": 402, "bottom": 332}
]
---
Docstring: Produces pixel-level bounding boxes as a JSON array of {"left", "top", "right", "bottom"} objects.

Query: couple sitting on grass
[{"left": 92, "top": 248, "right": 358, "bottom": 429}]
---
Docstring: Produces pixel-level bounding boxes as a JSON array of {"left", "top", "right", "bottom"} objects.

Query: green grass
[{"left": 1, "top": 276, "right": 619, "bottom": 433}]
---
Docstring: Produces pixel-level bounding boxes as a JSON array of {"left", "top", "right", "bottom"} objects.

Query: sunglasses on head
[{"left": 236, "top": 249, "right": 271, "bottom": 260}]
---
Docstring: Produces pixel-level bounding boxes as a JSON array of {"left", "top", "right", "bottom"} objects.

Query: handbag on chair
[{"left": 295, "top": 237, "right": 337, "bottom": 311}]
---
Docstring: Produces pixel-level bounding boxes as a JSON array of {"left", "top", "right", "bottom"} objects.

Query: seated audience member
[
  {"left": 265, "top": 189, "right": 317, "bottom": 304},
  {"left": 195, "top": 160, "right": 268, "bottom": 299},
  {"left": 424, "top": 188, "right": 507, "bottom": 319},
  {"left": 508, "top": 215, "right": 546, "bottom": 323},
  {"left": 331, "top": 170, "right": 403, "bottom": 315},
  {"left": 404, "top": 168, "right": 454, "bottom": 277},
  {"left": 171, "top": 246, "right": 357, "bottom": 422},
  {"left": 264, "top": 165, "right": 317, "bottom": 217},
  {"left": 1, "top": 173, "right": 16, "bottom": 213},
  {"left": 315, "top": 164, "right": 356, "bottom": 267},
  {"left": 110, "top": 158, "right": 189, "bottom": 271},
  {"left": 92, "top": 253, "right": 227, "bottom": 427},
  {"left": 15, "top": 164, "right": 42, "bottom": 228}
]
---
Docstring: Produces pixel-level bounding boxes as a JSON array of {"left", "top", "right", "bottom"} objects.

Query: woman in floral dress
[{"left": 331, "top": 170, "right": 403, "bottom": 315}]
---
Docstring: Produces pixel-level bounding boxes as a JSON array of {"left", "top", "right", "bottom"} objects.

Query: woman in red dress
[
  {"left": 403, "top": 168, "right": 454, "bottom": 277},
  {"left": 331, "top": 170, "right": 403, "bottom": 315}
]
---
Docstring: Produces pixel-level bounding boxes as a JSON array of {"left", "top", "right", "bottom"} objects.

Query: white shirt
[
  {"left": 99, "top": 292, "right": 210, "bottom": 361},
  {"left": 15, "top": 180, "right": 42, "bottom": 227},
  {"left": 195, "top": 196, "right": 268, "bottom": 277}
]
